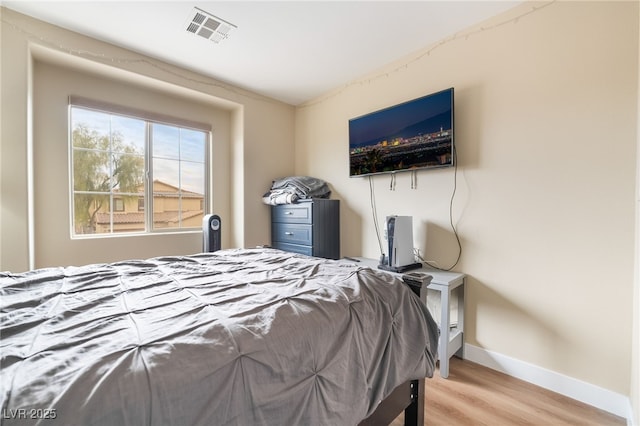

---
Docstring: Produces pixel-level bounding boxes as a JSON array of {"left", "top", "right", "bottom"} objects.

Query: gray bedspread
[{"left": 1, "top": 248, "right": 438, "bottom": 425}]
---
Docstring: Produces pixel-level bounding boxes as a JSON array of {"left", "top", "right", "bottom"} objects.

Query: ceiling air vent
[{"left": 186, "top": 7, "right": 236, "bottom": 44}]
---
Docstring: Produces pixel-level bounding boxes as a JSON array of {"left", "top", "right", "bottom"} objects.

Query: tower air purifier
[{"left": 203, "top": 214, "right": 222, "bottom": 252}]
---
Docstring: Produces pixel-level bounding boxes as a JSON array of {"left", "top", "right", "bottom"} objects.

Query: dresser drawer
[
  {"left": 271, "top": 242, "right": 313, "bottom": 256},
  {"left": 272, "top": 223, "right": 313, "bottom": 246},
  {"left": 272, "top": 203, "right": 312, "bottom": 224}
]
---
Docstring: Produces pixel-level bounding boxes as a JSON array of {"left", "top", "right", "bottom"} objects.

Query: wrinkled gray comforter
[{"left": 0, "top": 248, "right": 438, "bottom": 425}]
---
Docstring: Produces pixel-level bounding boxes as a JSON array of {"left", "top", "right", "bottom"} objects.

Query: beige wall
[
  {"left": 2, "top": 1, "right": 638, "bottom": 421},
  {"left": 1, "top": 7, "right": 295, "bottom": 270},
  {"left": 32, "top": 59, "right": 227, "bottom": 266},
  {"left": 296, "top": 0, "right": 637, "bottom": 401}
]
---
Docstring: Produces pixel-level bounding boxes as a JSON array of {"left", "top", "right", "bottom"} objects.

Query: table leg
[
  {"left": 455, "top": 283, "right": 465, "bottom": 358},
  {"left": 439, "top": 287, "right": 450, "bottom": 378}
]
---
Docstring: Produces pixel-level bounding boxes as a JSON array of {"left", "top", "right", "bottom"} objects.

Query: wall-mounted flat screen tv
[{"left": 349, "top": 87, "right": 454, "bottom": 177}]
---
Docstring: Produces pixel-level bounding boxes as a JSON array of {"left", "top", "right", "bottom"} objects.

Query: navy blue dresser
[{"left": 271, "top": 199, "right": 340, "bottom": 259}]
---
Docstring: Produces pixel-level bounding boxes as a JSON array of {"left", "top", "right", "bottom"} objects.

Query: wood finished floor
[{"left": 391, "top": 357, "right": 625, "bottom": 426}]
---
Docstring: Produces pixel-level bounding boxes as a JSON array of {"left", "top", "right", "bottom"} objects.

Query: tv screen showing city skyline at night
[{"left": 348, "top": 87, "right": 454, "bottom": 177}]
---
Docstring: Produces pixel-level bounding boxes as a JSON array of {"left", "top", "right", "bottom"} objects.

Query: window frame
[{"left": 69, "top": 96, "right": 212, "bottom": 238}]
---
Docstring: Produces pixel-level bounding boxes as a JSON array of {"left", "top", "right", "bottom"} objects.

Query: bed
[{"left": 0, "top": 248, "right": 438, "bottom": 425}]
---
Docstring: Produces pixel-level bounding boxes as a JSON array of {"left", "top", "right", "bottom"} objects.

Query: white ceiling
[{"left": 3, "top": 1, "right": 521, "bottom": 105}]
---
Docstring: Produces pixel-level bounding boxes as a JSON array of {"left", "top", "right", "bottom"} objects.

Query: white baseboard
[{"left": 463, "top": 344, "right": 632, "bottom": 423}]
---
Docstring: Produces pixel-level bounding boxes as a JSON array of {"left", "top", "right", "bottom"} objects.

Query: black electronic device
[
  {"left": 378, "top": 262, "right": 423, "bottom": 273},
  {"left": 401, "top": 272, "right": 432, "bottom": 304},
  {"left": 401, "top": 271, "right": 432, "bottom": 286},
  {"left": 203, "top": 214, "right": 221, "bottom": 252}
]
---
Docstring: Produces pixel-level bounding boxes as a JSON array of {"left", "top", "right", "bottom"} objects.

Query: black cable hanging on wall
[
  {"left": 420, "top": 144, "right": 462, "bottom": 272},
  {"left": 369, "top": 144, "right": 462, "bottom": 272}
]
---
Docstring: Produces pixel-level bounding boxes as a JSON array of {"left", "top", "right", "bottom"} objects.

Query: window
[
  {"left": 113, "top": 198, "right": 125, "bottom": 212},
  {"left": 70, "top": 97, "right": 210, "bottom": 237}
]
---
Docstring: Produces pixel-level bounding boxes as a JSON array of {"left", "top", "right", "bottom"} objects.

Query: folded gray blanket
[{"left": 262, "top": 175, "right": 331, "bottom": 205}]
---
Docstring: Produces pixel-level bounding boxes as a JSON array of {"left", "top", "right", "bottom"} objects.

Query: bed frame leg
[{"left": 404, "top": 379, "right": 424, "bottom": 426}]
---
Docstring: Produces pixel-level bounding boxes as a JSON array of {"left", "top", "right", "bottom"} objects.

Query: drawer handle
[
  {"left": 285, "top": 232, "right": 294, "bottom": 236},
  {"left": 284, "top": 211, "right": 293, "bottom": 215}
]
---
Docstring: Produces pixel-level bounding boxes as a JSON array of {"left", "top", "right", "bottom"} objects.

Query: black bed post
[
  {"left": 401, "top": 273, "right": 431, "bottom": 426},
  {"left": 404, "top": 379, "right": 425, "bottom": 426}
]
